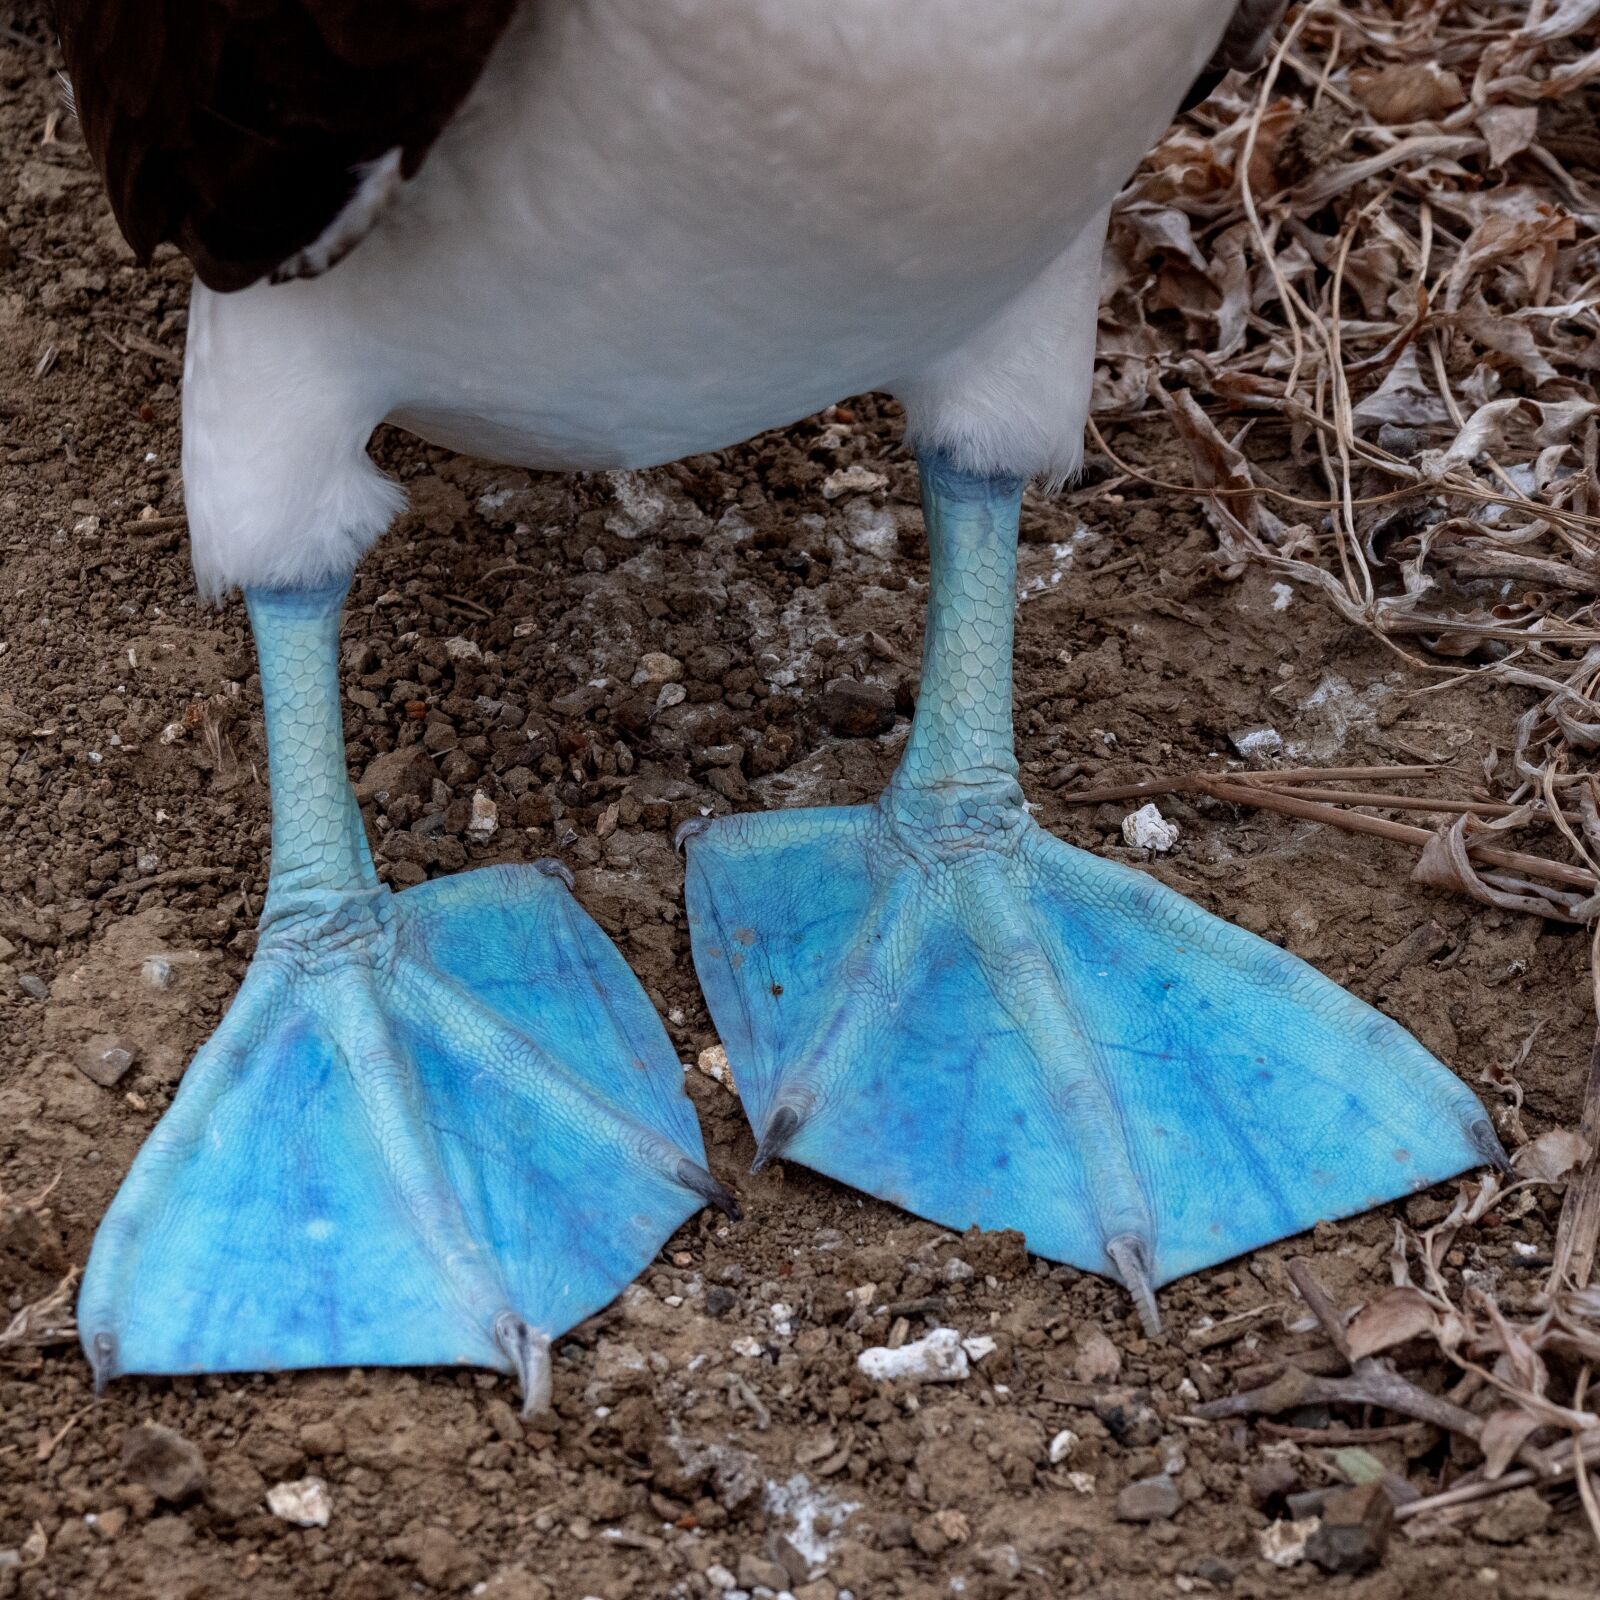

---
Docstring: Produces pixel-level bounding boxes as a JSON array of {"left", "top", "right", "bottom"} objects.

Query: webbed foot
[
  {"left": 81, "top": 583, "right": 722, "bottom": 1403},
  {"left": 685, "top": 795, "right": 1496, "bottom": 1328},
  {"left": 684, "top": 451, "right": 1498, "bottom": 1327}
]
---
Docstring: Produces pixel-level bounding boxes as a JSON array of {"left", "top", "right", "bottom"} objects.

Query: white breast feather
[{"left": 181, "top": 0, "right": 1238, "bottom": 593}]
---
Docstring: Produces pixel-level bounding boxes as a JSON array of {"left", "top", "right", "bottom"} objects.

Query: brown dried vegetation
[{"left": 1082, "top": 0, "right": 1600, "bottom": 1542}]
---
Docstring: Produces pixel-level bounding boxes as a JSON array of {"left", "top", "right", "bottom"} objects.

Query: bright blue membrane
[
  {"left": 79, "top": 583, "right": 721, "bottom": 1391},
  {"left": 686, "top": 453, "right": 1500, "bottom": 1322}
]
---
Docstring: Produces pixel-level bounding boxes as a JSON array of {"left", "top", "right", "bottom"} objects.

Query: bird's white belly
[
  {"left": 280, "top": 0, "right": 1230, "bottom": 467},
  {"left": 181, "top": 0, "right": 1233, "bottom": 591}
]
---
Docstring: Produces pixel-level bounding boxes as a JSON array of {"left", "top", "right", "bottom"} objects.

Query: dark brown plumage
[{"left": 53, "top": 1, "right": 518, "bottom": 292}]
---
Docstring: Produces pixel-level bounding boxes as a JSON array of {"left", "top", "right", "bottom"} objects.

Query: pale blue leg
[
  {"left": 685, "top": 454, "right": 1503, "bottom": 1329},
  {"left": 80, "top": 581, "right": 727, "bottom": 1405}
]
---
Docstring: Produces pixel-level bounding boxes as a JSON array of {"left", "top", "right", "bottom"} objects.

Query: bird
[{"left": 56, "top": 0, "right": 1502, "bottom": 1409}]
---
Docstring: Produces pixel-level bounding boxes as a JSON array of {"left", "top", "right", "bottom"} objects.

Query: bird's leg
[
  {"left": 80, "top": 580, "right": 726, "bottom": 1405},
  {"left": 685, "top": 452, "right": 1500, "bottom": 1331},
  {"left": 250, "top": 581, "right": 383, "bottom": 937}
]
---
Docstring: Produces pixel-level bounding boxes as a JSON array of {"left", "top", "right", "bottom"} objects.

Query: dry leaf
[
  {"left": 1345, "top": 1287, "right": 1439, "bottom": 1361},
  {"left": 1479, "top": 1407, "right": 1543, "bottom": 1478},
  {"left": 1514, "top": 1127, "right": 1591, "bottom": 1183},
  {"left": 1351, "top": 63, "right": 1466, "bottom": 123},
  {"left": 1351, "top": 346, "right": 1449, "bottom": 430},
  {"left": 1477, "top": 105, "right": 1540, "bottom": 168}
]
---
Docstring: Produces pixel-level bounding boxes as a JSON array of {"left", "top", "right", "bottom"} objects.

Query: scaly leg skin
[
  {"left": 80, "top": 582, "right": 729, "bottom": 1408},
  {"left": 684, "top": 453, "right": 1503, "bottom": 1331}
]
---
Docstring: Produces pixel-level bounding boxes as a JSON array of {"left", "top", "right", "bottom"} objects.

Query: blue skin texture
[
  {"left": 79, "top": 581, "right": 721, "bottom": 1392},
  {"left": 686, "top": 452, "right": 1501, "bottom": 1325}
]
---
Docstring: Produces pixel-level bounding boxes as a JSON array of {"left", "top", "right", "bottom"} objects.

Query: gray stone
[
  {"left": 1306, "top": 1482, "right": 1392, "bottom": 1574},
  {"left": 1115, "top": 1472, "right": 1182, "bottom": 1523},
  {"left": 78, "top": 1035, "right": 137, "bottom": 1088},
  {"left": 737, "top": 1553, "right": 790, "bottom": 1592},
  {"left": 121, "top": 1424, "right": 206, "bottom": 1503}
]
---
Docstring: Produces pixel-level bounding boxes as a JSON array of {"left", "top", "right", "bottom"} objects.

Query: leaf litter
[{"left": 1085, "top": 0, "right": 1600, "bottom": 1545}]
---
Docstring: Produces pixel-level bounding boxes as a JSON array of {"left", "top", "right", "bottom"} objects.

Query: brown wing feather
[{"left": 53, "top": 1, "right": 519, "bottom": 292}]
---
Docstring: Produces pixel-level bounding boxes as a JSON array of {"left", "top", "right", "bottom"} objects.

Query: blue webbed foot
[
  {"left": 683, "top": 452, "right": 1499, "bottom": 1330},
  {"left": 685, "top": 799, "right": 1499, "bottom": 1328},
  {"left": 80, "top": 861, "right": 723, "bottom": 1402},
  {"left": 81, "top": 582, "right": 724, "bottom": 1406}
]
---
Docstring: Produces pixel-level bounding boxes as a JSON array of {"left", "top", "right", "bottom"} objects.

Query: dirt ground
[{"left": 2, "top": 9, "right": 1597, "bottom": 1600}]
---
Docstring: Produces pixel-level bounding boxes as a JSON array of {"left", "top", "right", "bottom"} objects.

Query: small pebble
[
  {"left": 121, "top": 1423, "right": 206, "bottom": 1503},
  {"left": 1259, "top": 1518, "right": 1319, "bottom": 1568},
  {"left": 1307, "top": 1482, "right": 1392, "bottom": 1574},
  {"left": 467, "top": 791, "right": 498, "bottom": 841},
  {"left": 1121, "top": 802, "right": 1179, "bottom": 853},
  {"left": 632, "top": 652, "right": 683, "bottom": 684},
  {"left": 695, "top": 1045, "right": 735, "bottom": 1090},
  {"left": 1472, "top": 1487, "right": 1550, "bottom": 1546},
  {"left": 266, "top": 1476, "right": 332, "bottom": 1528},
  {"left": 857, "top": 1327, "right": 970, "bottom": 1384},
  {"left": 1116, "top": 1472, "right": 1182, "bottom": 1523},
  {"left": 77, "top": 1036, "right": 137, "bottom": 1088},
  {"left": 818, "top": 678, "right": 896, "bottom": 739},
  {"left": 821, "top": 464, "right": 889, "bottom": 499}
]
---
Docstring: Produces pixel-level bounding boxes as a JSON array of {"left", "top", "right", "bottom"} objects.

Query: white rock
[
  {"left": 466, "top": 792, "right": 499, "bottom": 841},
  {"left": 822, "top": 464, "right": 889, "bottom": 500},
  {"left": 1270, "top": 582, "right": 1294, "bottom": 611},
  {"left": 1048, "top": 1429, "right": 1079, "bottom": 1465},
  {"left": 694, "top": 1045, "right": 735, "bottom": 1090},
  {"left": 857, "top": 1327, "right": 969, "bottom": 1384},
  {"left": 1259, "top": 1518, "right": 1319, "bottom": 1568},
  {"left": 730, "top": 1336, "right": 765, "bottom": 1358},
  {"left": 444, "top": 636, "right": 481, "bottom": 660},
  {"left": 961, "top": 1335, "right": 997, "bottom": 1363},
  {"left": 1121, "top": 802, "right": 1179, "bottom": 853},
  {"left": 266, "top": 1477, "right": 332, "bottom": 1528},
  {"left": 1065, "top": 1472, "right": 1096, "bottom": 1495},
  {"left": 655, "top": 682, "right": 687, "bottom": 713},
  {"left": 1232, "top": 727, "right": 1283, "bottom": 759}
]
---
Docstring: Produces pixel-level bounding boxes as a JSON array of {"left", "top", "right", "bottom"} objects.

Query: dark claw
[
  {"left": 533, "top": 858, "right": 576, "bottom": 890},
  {"left": 1105, "top": 1234, "right": 1162, "bottom": 1338},
  {"left": 494, "top": 1311, "right": 553, "bottom": 1417},
  {"left": 88, "top": 1331, "right": 117, "bottom": 1396},
  {"left": 676, "top": 1157, "right": 742, "bottom": 1221},
  {"left": 751, "top": 1105, "right": 802, "bottom": 1173},
  {"left": 1470, "top": 1118, "right": 1512, "bottom": 1174},
  {"left": 674, "top": 817, "right": 713, "bottom": 855}
]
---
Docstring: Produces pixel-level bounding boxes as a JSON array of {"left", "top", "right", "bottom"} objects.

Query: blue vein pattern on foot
[
  {"left": 685, "top": 453, "right": 1501, "bottom": 1328},
  {"left": 80, "top": 582, "right": 724, "bottom": 1398}
]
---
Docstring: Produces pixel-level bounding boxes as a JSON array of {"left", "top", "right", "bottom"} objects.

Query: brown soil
[{"left": 2, "top": 10, "right": 1595, "bottom": 1599}]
